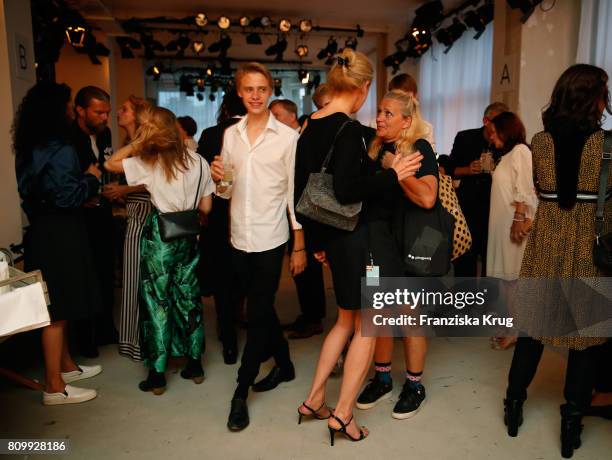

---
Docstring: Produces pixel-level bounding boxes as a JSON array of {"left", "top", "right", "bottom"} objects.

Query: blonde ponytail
[{"left": 326, "top": 48, "right": 373, "bottom": 95}]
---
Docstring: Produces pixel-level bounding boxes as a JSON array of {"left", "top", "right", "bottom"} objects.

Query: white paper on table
[{"left": 0, "top": 282, "right": 50, "bottom": 337}]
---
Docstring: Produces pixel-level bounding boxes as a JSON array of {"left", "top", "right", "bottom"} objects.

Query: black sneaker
[
  {"left": 392, "top": 381, "right": 426, "bottom": 419},
  {"left": 356, "top": 378, "right": 392, "bottom": 410}
]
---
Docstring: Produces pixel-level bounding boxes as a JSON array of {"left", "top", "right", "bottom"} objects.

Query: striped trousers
[{"left": 118, "top": 193, "right": 151, "bottom": 361}]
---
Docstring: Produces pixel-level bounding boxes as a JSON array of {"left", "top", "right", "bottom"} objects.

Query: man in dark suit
[
  {"left": 449, "top": 102, "right": 509, "bottom": 277},
  {"left": 71, "top": 86, "right": 117, "bottom": 356},
  {"left": 197, "top": 88, "right": 245, "bottom": 365}
]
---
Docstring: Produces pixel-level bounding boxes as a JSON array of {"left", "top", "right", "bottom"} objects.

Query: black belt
[{"left": 537, "top": 189, "right": 612, "bottom": 202}]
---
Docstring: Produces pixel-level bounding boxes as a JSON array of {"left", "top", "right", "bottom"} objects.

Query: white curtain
[
  {"left": 418, "top": 23, "right": 493, "bottom": 157},
  {"left": 157, "top": 89, "right": 221, "bottom": 141},
  {"left": 577, "top": 0, "right": 612, "bottom": 129}
]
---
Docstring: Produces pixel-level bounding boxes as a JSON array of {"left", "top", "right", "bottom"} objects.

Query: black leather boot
[
  {"left": 503, "top": 399, "right": 524, "bottom": 437},
  {"left": 560, "top": 403, "right": 583, "bottom": 459}
]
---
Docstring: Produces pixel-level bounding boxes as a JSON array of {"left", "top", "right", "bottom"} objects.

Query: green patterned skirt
[{"left": 139, "top": 209, "right": 204, "bottom": 372}]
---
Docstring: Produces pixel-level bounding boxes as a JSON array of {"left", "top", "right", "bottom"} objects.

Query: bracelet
[
  {"left": 293, "top": 248, "right": 306, "bottom": 253},
  {"left": 512, "top": 218, "right": 525, "bottom": 222}
]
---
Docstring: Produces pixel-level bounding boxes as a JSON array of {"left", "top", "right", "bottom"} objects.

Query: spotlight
[
  {"left": 260, "top": 16, "right": 272, "bottom": 27},
  {"left": 195, "top": 13, "right": 208, "bottom": 27},
  {"left": 411, "top": 0, "right": 444, "bottom": 30},
  {"left": 141, "top": 33, "right": 164, "bottom": 59},
  {"left": 265, "top": 37, "right": 287, "bottom": 61},
  {"left": 206, "top": 66, "right": 214, "bottom": 76},
  {"left": 239, "top": 16, "right": 250, "bottom": 27},
  {"left": 177, "top": 34, "right": 190, "bottom": 50},
  {"left": 246, "top": 32, "right": 262, "bottom": 45},
  {"left": 209, "top": 93, "right": 216, "bottom": 102},
  {"left": 217, "top": 16, "right": 231, "bottom": 30},
  {"left": 116, "top": 37, "right": 138, "bottom": 59},
  {"left": 435, "top": 18, "right": 466, "bottom": 53},
  {"left": 383, "top": 50, "right": 406, "bottom": 73},
  {"left": 147, "top": 64, "right": 162, "bottom": 80},
  {"left": 192, "top": 40, "right": 205, "bottom": 54},
  {"left": 298, "top": 69, "right": 309, "bottom": 84},
  {"left": 208, "top": 34, "right": 232, "bottom": 54},
  {"left": 345, "top": 37, "right": 358, "bottom": 50},
  {"left": 299, "top": 19, "right": 312, "bottom": 33},
  {"left": 403, "top": 26, "right": 432, "bottom": 57},
  {"left": 507, "top": 0, "right": 542, "bottom": 23},
  {"left": 464, "top": 3, "right": 494, "bottom": 39},
  {"left": 295, "top": 44, "right": 309, "bottom": 57},
  {"left": 317, "top": 37, "right": 338, "bottom": 61},
  {"left": 65, "top": 25, "right": 87, "bottom": 48},
  {"left": 279, "top": 18, "right": 291, "bottom": 33},
  {"left": 196, "top": 78, "right": 205, "bottom": 91},
  {"left": 196, "top": 92, "right": 204, "bottom": 101}
]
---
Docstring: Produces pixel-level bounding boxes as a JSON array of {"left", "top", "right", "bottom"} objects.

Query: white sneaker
[
  {"left": 43, "top": 384, "right": 97, "bottom": 405},
  {"left": 61, "top": 364, "right": 102, "bottom": 383}
]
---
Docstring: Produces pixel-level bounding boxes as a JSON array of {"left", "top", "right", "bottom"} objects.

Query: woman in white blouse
[
  {"left": 106, "top": 106, "right": 214, "bottom": 395},
  {"left": 486, "top": 111, "right": 538, "bottom": 349}
]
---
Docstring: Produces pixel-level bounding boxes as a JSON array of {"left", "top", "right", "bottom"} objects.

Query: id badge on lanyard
[{"left": 366, "top": 253, "right": 380, "bottom": 286}]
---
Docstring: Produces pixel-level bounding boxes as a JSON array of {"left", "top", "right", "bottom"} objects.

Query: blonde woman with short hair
[{"left": 356, "top": 90, "right": 438, "bottom": 420}]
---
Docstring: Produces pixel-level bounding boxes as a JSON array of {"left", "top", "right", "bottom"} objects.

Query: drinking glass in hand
[
  {"left": 480, "top": 150, "right": 494, "bottom": 173},
  {"left": 220, "top": 161, "right": 233, "bottom": 188}
]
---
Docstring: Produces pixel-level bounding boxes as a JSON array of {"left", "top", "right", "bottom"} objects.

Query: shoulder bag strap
[
  {"left": 595, "top": 130, "right": 612, "bottom": 236},
  {"left": 320, "top": 119, "right": 354, "bottom": 173},
  {"left": 192, "top": 155, "right": 203, "bottom": 210}
]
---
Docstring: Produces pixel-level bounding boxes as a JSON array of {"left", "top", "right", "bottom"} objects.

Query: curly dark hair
[
  {"left": 492, "top": 111, "right": 527, "bottom": 155},
  {"left": 13, "top": 81, "right": 72, "bottom": 176},
  {"left": 542, "top": 64, "right": 611, "bottom": 133}
]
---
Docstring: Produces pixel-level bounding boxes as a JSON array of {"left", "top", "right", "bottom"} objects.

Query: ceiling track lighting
[
  {"left": 278, "top": 18, "right": 292, "bottom": 33},
  {"left": 217, "top": 16, "right": 231, "bottom": 30},
  {"left": 195, "top": 13, "right": 208, "bottom": 27}
]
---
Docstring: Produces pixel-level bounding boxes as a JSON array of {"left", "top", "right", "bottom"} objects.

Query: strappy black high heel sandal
[
  {"left": 297, "top": 402, "right": 331, "bottom": 424},
  {"left": 328, "top": 413, "right": 367, "bottom": 446}
]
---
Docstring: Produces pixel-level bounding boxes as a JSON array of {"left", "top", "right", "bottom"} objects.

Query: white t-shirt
[{"left": 123, "top": 149, "right": 215, "bottom": 213}]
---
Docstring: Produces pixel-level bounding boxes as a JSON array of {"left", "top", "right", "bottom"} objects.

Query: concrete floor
[{"left": 1, "top": 263, "right": 611, "bottom": 460}]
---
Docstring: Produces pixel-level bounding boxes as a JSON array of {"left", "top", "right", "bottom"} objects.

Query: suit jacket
[
  {"left": 196, "top": 117, "right": 241, "bottom": 295},
  {"left": 449, "top": 127, "right": 493, "bottom": 216}
]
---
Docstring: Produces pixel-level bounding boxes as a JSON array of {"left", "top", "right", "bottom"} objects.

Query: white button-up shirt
[{"left": 218, "top": 113, "right": 301, "bottom": 253}]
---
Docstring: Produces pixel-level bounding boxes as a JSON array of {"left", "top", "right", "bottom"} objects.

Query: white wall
[
  {"left": 0, "top": 0, "right": 36, "bottom": 252},
  {"left": 518, "top": 0, "right": 581, "bottom": 141}
]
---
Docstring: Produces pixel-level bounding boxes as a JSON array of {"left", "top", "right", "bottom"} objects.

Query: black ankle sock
[
  {"left": 233, "top": 384, "right": 249, "bottom": 400},
  {"left": 374, "top": 361, "right": 392, "bottom": 384},
  {"left": 406, "top": 369, "right": 423, "bottom": 387}
]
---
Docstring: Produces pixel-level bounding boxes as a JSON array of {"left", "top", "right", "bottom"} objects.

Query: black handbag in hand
[
  {"left": 593, "top": 130, "right": 612, "bottom": 272},
  {"left": 393, "top": 196, "right": 455, "bottom": 277},
  {"left": 158, "top": 156, "right": 203, "bottom": 242},
  {"left": 296, "top": 120, "right": 362, "bottom": 231}
]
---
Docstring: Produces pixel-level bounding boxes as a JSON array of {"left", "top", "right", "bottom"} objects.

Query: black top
[
  {"left": 197, "top": 117, "right": 241, "bottom": 164},
  {"left": 294, "top": 112, "right": 399, "bottom": 252},
  {"left": 448, "top": 126, "right": 494, "bottom": 208},
  {"left": 367, "top": 139, "right": 438, "bottom": 221}
]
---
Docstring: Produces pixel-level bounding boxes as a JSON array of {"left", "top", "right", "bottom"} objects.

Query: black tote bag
[{"left": 393, "top": 198, "right": 455, "bottom": 277}]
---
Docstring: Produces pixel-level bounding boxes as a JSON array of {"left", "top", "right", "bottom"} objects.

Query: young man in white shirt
[{"left": 211, "top": 63, "right": 306, "bottom": 432}]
